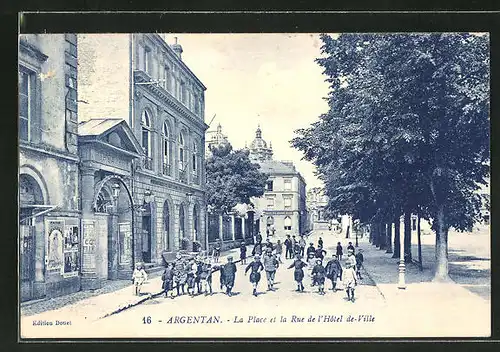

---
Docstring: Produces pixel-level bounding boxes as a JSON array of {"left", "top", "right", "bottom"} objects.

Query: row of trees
[{"left": 292, "top": 33, "right": 489, "bottom": 281}]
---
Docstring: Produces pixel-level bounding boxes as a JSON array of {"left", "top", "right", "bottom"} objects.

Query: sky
[{"left": 165, "top": 33, "right": 331, "bottom": 189}]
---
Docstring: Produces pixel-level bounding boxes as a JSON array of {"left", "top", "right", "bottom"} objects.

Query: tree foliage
[
  {"left": 205, "top": 143, "right": 268, "bottom": 214},
  {"left": 292, "top": 33, "right": 489, "bottom": 280}
]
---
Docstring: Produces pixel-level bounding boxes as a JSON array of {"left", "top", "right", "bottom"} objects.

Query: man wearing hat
[
  {"left": 173, "top": 253, "right": 187, "bottom": 297},
  {"left": 222, "top": 256, "right": 237, "bottom": 296},
  {"left": 245, "top": 254, "right": 264, "bottom": 296},
  {"left": 355, "top": 249, "right": 364, "bottom": 280},
  {"left": 306, "top": 242, "right": 316, "bottom": 266},
  {"left": 263, "top": 247, "right": 279, "bottom": 291}
]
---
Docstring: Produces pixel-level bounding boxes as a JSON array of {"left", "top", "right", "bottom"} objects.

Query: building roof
[
  {"left": 78, "top": 118, "right": 125, "bottom": 136},
  {"left": 258, "top": 160, "right": 297, "bottom": 174}
]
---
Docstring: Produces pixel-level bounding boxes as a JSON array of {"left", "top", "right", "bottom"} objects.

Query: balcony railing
[
  {"left": 143, "top": 156, "right": 153, "bottom": 170},
  {"left": 163, "top": 163, "right": 171, "bottom": 176},
  {"left": 179, "top": 169, "right": 187, "bottom": 183}
]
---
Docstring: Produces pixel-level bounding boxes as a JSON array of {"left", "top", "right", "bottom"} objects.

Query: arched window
[
  {"left": 141, "top": 110, "right": 152, "bottom": 170},
  {"left": 192, "top": 141, "right": 199, "bottom": 184},
  {"left": 267, "top": 216, "right": 274, "bottom": 226},
  {"left": 193, "top": 204, "right": 199, "bottom": 241},
  {"left": 284, "top": 216, "right": 292, "bottom": 231},
  {"left": 162, "top": 122, "right": 171, "bottom": 176},
  {"left": 178, "top": 131, "right": 186, "bottom": 182},
  {"left": 179, "top": 205, "right": 185, "bottom": 241}
]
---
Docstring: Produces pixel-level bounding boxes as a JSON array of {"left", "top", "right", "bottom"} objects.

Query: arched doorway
[
  {"left": 94, "top": 178, "right": 134, "bottom": 279},
  {"left": 142, "top": 202, "right": 152, "bottom": 263},
  {"left": 19, "top": 174, "right": 45, "bottom": 302},
  {"left": 179, "top": 204, "right": 186, "bottom": 249},
  {"left": 163, "top": 201, "right": 171, "bottom": 251}
]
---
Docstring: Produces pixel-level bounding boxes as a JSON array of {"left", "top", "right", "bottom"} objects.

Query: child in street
[
  {"left": 284, "top": 235, "right": 293, "bottom": 259},
  {"left": 347, "top": 242, "right": 355, "bottom": 254},
  {"left": 223, "top": 256, "right": 237, "bottom": 296},
  {"left": 263, "top": 247, "right": 279, "bottom": 291},
  {"left": 199, "top": 260, "right": 213, "bottom": 296},
  {"left": 173, "top": 254, "right": 187, "bottom": 297},
  {"left": 240, "top": 241, "right": 248, "bottom": 265},
  {"left": 344, "top": 249, "right": 358, "bottom": 302},
  {"left": 315, "top": 245, "right": 327, "bottom": 261},
  {"left": 306, "top": 242, "right": 316, "bottom": 267},
  {"left": 186, "top": 257, "right": 198, "bottom": 297},
  {"left": 318, "top": 237, "right": 324, "bottom": 248},
  {"left": 245, "top": 255, "right": 264, "bottom": 296},
  {"left": 355, "top": 249, "right": 364, "bottom": 280},
  {"left": 288, "top": 253, "right": 307, "bottom": 292},
  {"left": 213, "top": 240, "right": 221, "bottom": 263},
  {"left": 325, "top": 254, "right": 343, "bottom": 291},
  {"left": 132, "top": 262, "right": 148, "bottom": 296},
  {"left": 336, "top": 242, "right": 343, "bottom": 261},
  {"left": 275, "top": 239, "right": 283, "bottom": 264},
  {"left": 312, "top": 259, "right": 327, "bottom": 295},
  {"left": 162, "top": 263, "right": 175, "bottom": 299}
]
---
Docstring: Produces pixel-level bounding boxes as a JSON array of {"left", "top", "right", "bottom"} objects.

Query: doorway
[{"left": 142, "top": 202, "right": 152, "bottom": 263}]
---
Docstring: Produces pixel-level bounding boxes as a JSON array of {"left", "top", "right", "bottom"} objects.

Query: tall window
[
  {"left": 194, "top": 94, "right": 200, "bottom": 115},
  {"left": 180, "top": 80, "right": 187, "bottom": 105},
  {"left": 144, "top": 47, "right": 152, "bottom": 75},
  {"left": 266, "top": 181, "right": 274, "bottom": 191},
  {"left": 192, "top": 141, "right": 199, "bottom": 184},
  {"left": 284, "top": 196, "right": 292, "bottom": 209},
  {"left": 284, "top": 179, "right": 292, "bottom": 191},
  {"left": 267, "top": 197, "right": 274, "bottom": 208},
  {"left": 141, "top": 110, "right": 152, "bottom": 170},
  {"left": 19, "top": 69, "right": 32, "bottom": 142},
  {"left": 162, "top": 122, "right": 171, "bottom": 176},
  {"left": 164, "top": 65, "right": 172, "bottom": 92},
  {"left": 178, "top": 132, "right": 186, "bottom": 182}
]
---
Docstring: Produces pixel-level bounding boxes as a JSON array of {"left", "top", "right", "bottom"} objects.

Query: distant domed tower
[{"left": 249, "top": 125, "right": 273, "bottom": 162}]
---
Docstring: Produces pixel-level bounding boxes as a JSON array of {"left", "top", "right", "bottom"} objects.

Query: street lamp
[
  {"left": 398, "top": 216, "right": 406, "bottom": 289},
  {"left": 111, "top": 183, "right": 121, "bottom": 205}
]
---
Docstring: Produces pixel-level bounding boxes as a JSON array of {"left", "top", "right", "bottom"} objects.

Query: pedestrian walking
[
  {"left": 347, "top": 242, "right": 355, "bottom": 254},
  {"left": 284, "top": 235, "right": 293, "bottom": 259},
  {"left": 325, "top": 254, "right": 343, "bottom": 291},
  {"left": 132, "top": 262, "right": 148, "bottom": 296},
  {"left": 173, "top": 254, "right": 187, "bottom": 296},
  {"left": 318, "top": 237, "right": 324, "bottom": 248},
  {"left": 312, "top": 259, "right": 327, "bottom": 295},
  {"left": 355, "top": 249, "right": 364, "bottom": 280},
  {"left": 344, "top": 249, "right": 358, "bottom": 302},
  {"left": 223, "top": 256, "right": 237, "bottom": 296},
  {"left": 288, "top": 253, "right": 307, "bottom": 292},
  {"left": 336, "top": 242, "right": 343, "bottom": 261},
  {"left": 266, "top": 225, "right": 270, "bottom": 238},
  {"left": 245, "top": 255, "right": 264, "bottom": 296},
  {"left": 199, "top": 260, "right": 213, "bottom": 296},
  {"left": 195, "top": 256, "right": 204, "bottom": 294},
  {"left": 293, "top": 240, "right": 302, "bottom": 258},
  {"left": 306, "top": 243, "right": 316, "bottom": 266},
  {"left": 162, "top": 262, "right": 175, "bottom": 299},
  {"left": 263, "top": 247, "right": 279, "bottom": 291},
  {"left": 265, "top": 237, "right": 274, "bottom": 251},
  {"left": 315, "top": 245, "right": 327, "bottom": 261},
  {"left": 252, "top": 241, "right": 263, "bottom": 257},
  {"left": 299, "top": 235, "right": 306, "bottom": 257},
  {"left": 213, "top": 240, "right": 222, "bottom": 263},
  {"left": 240, "top": 241, "right": 248, "bottom": 265},
  {"left": 275, "top": 239, "right": 283, "bottom": 263},
  {"left": 218, "top": 263, "right": 226, "bottom": 291},
  {"left": 256, "top": 232, "right": 263, "bottom": 244},
  {"left": 186, "top": 258, "right": 198, "bottom": 297}
]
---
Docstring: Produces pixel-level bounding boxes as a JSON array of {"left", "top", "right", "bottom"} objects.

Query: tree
[
  {"left": 205, "top": 143, "right": 268, "bottom": 215},
  {"left": 292, "top": 33, "right": 489, "bottom": 281}
]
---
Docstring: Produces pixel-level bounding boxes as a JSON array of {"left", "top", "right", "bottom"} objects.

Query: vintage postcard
[{"left": 18, "top": 31, "right": 490, "bottom": 339}]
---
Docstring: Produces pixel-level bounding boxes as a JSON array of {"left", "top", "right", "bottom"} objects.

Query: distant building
[
  {"left": 77, "top": 33, "right": 208, "bottom": 288},
  {"left": 205, "top": 123, "right": 230, "bottom": 157},
  {"left": 307, "top": 187, "right": 329, "bottom": 230},
  {"left": 246, "top": 126, "right": 308, "bottom": 236}
]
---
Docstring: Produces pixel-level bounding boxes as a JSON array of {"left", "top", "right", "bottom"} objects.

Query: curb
[{"left": 96, "top": 252, "right": 256, "bottom": 321}]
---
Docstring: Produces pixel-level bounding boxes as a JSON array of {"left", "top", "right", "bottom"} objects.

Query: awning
[{"left": 19, "top": 204, "right": 58, "bottom": 223}]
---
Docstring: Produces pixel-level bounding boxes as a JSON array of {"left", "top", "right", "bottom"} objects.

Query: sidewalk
[{"left": 21, "top": 246, "right": 243, "bottom": 321}]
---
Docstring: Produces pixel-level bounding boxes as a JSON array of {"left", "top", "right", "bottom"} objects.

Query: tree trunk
[
  {"left": 374, "top": 222, "right": 380, "bottom": 247},
  {"left": 417, "top": 214, "right": 423, "bottom": 271},
  {"left": 345, "top": 225, "right": 350, "bottom": 239},
  {"left": 434, "top": 204, "right": 451, "bottom": 281},
  {"left": 392, "top": 217, "right": 400, "bottom": 258},
  {"left": 379, "top": 222, "right": 386, "bottom": 250},
  {"left": 404, "top": 212, "right": 412, "bottom": 263},
  {"left": 386, "top": 222, "right": 393, "bottom": 253},
  {"left": 369, "top": 223, "right": 373, "bottom": 244}
]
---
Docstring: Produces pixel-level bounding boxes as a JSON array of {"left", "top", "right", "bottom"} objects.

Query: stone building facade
[
  {"left": 77, "top": 33, "right": 208, "bottom": 272},
  {"left": 246, "top": 127, "right": 308, "bottom": 237},
  {"left": 19, "top": 34, "right": 81, "bottom": 301},
  {"left": 306, "top": 187, "right": 329, "bottom": 230}
]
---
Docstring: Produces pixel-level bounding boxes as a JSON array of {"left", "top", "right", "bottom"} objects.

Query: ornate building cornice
[{"left": 19, "top": 38, "right": 49, "bottom": 63}]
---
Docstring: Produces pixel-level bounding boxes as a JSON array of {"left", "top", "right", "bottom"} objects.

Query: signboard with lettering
[{"left": 81, "top": 220, "right": 96, "bottom": 272}]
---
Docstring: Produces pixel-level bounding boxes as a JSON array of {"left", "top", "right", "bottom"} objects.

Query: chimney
[{"left": 171, "top": 37, "right": 183, "bottom": 60}]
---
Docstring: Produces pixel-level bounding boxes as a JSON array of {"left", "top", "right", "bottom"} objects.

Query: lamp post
[
  {"left": 398, "top": 216, "right": 406, "bottom": 289},
  {"left": 111, "top": 183, "right": 121, "bottom": 206}
]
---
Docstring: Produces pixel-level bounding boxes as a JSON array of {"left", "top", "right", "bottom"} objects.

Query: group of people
[{"left": 131, "top": 233, "right": 365, "bottom": 302}]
